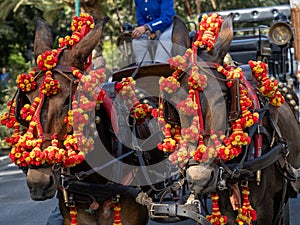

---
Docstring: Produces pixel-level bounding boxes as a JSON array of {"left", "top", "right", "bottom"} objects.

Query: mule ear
[
  {"left": 172, "top": 16, "right": 191, "bottom": 56},
  {"left": 210, "top": 13, "right": 234, "bottom": 64},
  {"left": 71, "top": 17, "right": 110, "bottom": 68},
  {"left": 34, "top": 19, "right": 53, "bottom": 60}
]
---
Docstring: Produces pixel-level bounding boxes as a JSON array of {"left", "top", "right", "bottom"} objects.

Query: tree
[{"left": 0, "top": 0, "right": 72, "bottom": 67}]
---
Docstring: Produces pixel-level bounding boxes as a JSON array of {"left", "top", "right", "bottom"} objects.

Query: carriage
[
  {"left": 0, "top": 6, "right": 300, "bottom": 225},
  {"left": 222, "top": 4, "right": 295, "bottom": 86}
]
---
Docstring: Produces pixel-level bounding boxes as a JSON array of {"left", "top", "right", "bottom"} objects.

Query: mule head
[
  {"left": 185, "top": 13, "right": 234, "bottom": 194},
  {"left": 25, "top": 17, "right": 109, "bottom": 200}
]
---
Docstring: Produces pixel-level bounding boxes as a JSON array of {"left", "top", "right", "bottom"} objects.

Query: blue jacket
[{"left": 134, "top": 0, "right": 175, "bottom": 33}]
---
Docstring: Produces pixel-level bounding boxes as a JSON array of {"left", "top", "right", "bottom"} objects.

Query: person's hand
[
  {"left": 131, "top": 26, "right": 147, "bottom": 39},
  {"left": 147, "top": 32, "right": 157, "bottom": 40}
]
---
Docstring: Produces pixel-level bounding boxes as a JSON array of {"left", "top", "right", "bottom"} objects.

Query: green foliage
[
  {"left": 0, "top": 75, "right": 17, "bottom": 148},
  {"left": 0, "top": 1, "right": 70, "bottom": 147}
]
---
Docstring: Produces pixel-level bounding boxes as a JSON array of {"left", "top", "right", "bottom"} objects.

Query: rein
[{"left": 74, "top": 80, "right": 166, "bottom": 191}]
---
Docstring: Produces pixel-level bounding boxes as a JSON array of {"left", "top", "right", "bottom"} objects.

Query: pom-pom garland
[
  {"left": 59, "top": 13, "right": 95, "bottom": 49},
  {"left": 206, "top": 193, "right": 228, "bottom": 225},
  {"left": 71, "top": 13, "right": 95, "bottom": 32},
  {"left": 157, "top": 123, "right": 180, "bottom": 153},
  {"left": 20, "top": 97, "right": 41, "bottom": 122},
  {"left": 70, "top": 207, "right": 78, "bottom": 225},
  {"left": 39, "top": 71, "right": 61, "bottom": 96},
  {"left": 248, "top": 60, "right": 284, "bottom": 107},
  {"left": 16, "top": 69, "right": 37, "bottom": 92},
  {"left": 157, "top": 12, "right": 262, "bottom": 225},
  {"left": 235, "top": 185, "right": 257, "bottom": 225},
  {"left": 59, "top": 13, "right": 95, "bottom": 70},
  {"left": 159, "top": 76, "right": 180, "bottom": 94},
  {"left": 115, "top": 77, "right": 136, "bottom": 103},
  {"left": 113, "top": 203, "right": 122, "bottom": 225},
  {"left": 37, "top": 49, "right": 60, "bottom": 71},
  {"left": 188, "top": 66, "right": 208, "bottom": 90},
  {"left": 0, "top": 100, "right": 19, "bottom": 129},
  {"left": 115, "top": 77, "right": 153, "bottom": 124},
  {"left": 193, "top": 13, "right": 223, "bottom": 50},
  {"left": 1, "top": 13, "right": 106, "bottom": 168},
  {"left": 43, "top": 135, "right": 66, "bottom": 165},
  {"left": 176, "top": 90, "right": 198, "bottom": 116},
  {"left": 158, "top": 13, "right": 282, "bottom": 170}
]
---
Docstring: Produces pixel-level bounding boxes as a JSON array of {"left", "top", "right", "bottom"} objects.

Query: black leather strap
[
  {"left": 149, "top": 203, "right": 211, "bottom": 225},
  {"left": 62, "top": 177, "right": 139, "bottom": 199},
  {"left": 225, "top": 142, "right": 286, "bottom": 173}
]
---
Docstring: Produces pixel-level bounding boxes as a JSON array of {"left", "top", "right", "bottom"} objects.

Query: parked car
[{"left": 212, "top": 4, "right": 296, "bottom": 85}]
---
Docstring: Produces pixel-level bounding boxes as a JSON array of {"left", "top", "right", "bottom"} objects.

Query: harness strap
[
  {"left": 224, "top": 142, "right": 287, "bottom": 175},
  {"left": 40, "top": 133, "right": 65, "bottom": 141},
  {"left": 61, "top": 177, "right": 139, "bottom": 201},
  {"left": 139, "top": 129, "right": 163, "bottom": 150},
  {"left": 196, "top": 61, "right": 217, "bottom": 69},
  {"left": 228, "top": 102, "right": 270, "bottom": 177},
  {"left": 256, "top": 125, "right": 272, "bottom": 144},
  {"left": 273, "top": 177, "right": 288, "bottom": 225},
  {"left": 132, "top": 125, "right": 163, "bottom": 192},
  {"left": 53, "top": 66, "right": 77, "bottom": 77},
  {"left": 149, "top": 203, "right": 211, "bottom": 225},
  {"left": 101, "top": 82, "right": 120, "bottom": 134},
  {"left": 273, "top": 157, "right": 298, "bottom": 224},
  {"left": 267, "top": 108, "right": 283, "bottom": 139},
  {"left": 74, "top": 150, "right": 135, "bottom": 180}
]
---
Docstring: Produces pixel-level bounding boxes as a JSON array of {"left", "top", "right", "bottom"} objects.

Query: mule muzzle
[
  {"left": 26, "top": 167, "right": 59, "bottom": 201},
  {"left": 186, "top": 164, "right": 219, "bottom": 194}
]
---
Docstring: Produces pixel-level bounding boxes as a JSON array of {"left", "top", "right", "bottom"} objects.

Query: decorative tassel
[
  {"left": 70, "top": 207, "right": 78, "bottom": 225},
  {"left": 113, "top": 202, "right": 122, "bottom": 225},
  {"left": 235, "top": 185, "right": 257, "bottom": 225},
  {"left": 206, "top": 192, "right": 228, "bottom": 225}
]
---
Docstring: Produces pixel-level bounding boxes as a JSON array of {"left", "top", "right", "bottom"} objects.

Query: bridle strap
[
  {"left": 196, "top": 61, "right": 216, "bottom": 68},
  {"left": 26, "top": 66, "right": 79, "bottom": 141},
  {"left": 53, "top": 66, "right": 79, "bottom": 82},
  {"left": 41, "top": 133, "right": 66, "bottom": 141},
  {"left": 53, "top": 66, "right": 79, "bottom": 113}
]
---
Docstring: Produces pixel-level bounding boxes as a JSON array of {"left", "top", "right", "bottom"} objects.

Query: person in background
[
  {"left": 0, "top": 67, "right": 10, "bottom": 87},
  {"left": 131, "top": 0, "right": 176, "bottom": 65},
  {"left": 46, "top": 204, "right": 63, "bottom": 225}
]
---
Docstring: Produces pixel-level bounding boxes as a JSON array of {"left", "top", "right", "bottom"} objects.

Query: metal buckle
[
  {"left": 218, "top": 167, "right": 227, "bottom": 191},
  {"left": 192, "top": 199, "right": 201, "bottom": 214},
  {"left": 149, "top": 203, "right": 170, "bottom": 219}
]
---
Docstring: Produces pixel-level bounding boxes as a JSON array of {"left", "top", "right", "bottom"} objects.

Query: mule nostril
[{"left": 47, "top": 175, "right": 54, "bottom": 190}]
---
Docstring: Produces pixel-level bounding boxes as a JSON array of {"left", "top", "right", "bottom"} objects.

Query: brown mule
[
  {"left": 168, "top": 13, "right": 300, "bottom": 225},
  {"left": 21, "top": 17, "right": 149, "bottom": 225}
]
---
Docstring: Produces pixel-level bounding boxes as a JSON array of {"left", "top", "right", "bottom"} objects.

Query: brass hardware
[
  {"left": 256, "top": 170, "right": 261, "bottom": 186},
  {"left": 96, "top": 103, "right": 101, "bottom": 110},
  {"left": 95, "top": 116, "right": 101, "bottom": 124}
]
